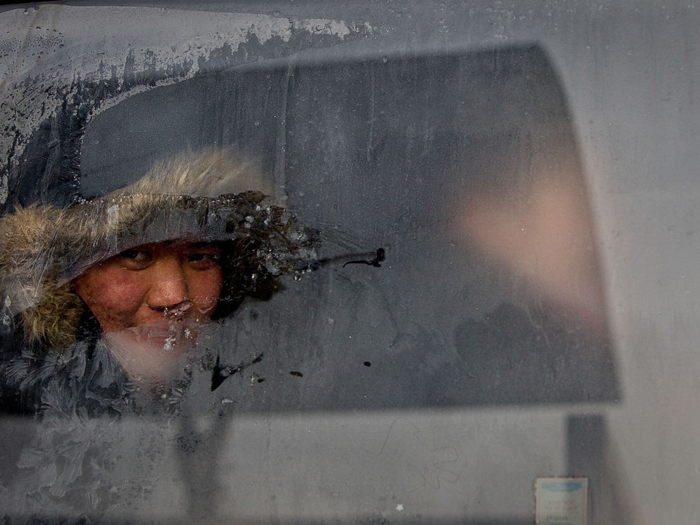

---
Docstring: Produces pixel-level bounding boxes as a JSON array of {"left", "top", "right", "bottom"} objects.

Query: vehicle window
[{"left": 0, "top": 2, "right": 695, "bottom": 523}]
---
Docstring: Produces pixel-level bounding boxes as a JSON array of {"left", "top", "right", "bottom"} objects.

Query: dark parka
[{"left": 0, "top": 150, "right": 315, "bottom": 518}]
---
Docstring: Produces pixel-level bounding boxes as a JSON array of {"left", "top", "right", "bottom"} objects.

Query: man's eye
[
  {"left": 118, "top": 250, "right": 153, "bottom": 268},
  {"left": 188, "top": 252, "right": 221, "bottom": 268},
  {"left": 189, "top": 253, "right": 220, "bottom": 262},
  {"left": 186, "top": 249, "right": 221, "bottom": 271}
]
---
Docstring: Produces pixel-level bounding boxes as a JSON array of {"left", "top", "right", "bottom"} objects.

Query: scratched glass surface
[{"left": 0, "top": 1, "right": 698, "bottom": 523}]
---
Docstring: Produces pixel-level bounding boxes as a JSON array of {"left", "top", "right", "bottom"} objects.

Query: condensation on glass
[{"left": 2, "top": 1, "right": 696, "bottom": 523}]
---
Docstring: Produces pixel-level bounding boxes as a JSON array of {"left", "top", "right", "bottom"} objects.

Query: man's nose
[{"left": 146, "top": 258, "right": 190, "bottom": 312}]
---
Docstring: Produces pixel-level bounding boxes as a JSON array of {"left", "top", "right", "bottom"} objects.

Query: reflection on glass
[
  {"left": 459, "top": 171, "right": 607, "bottom": 334},
  {"left": 0, "top": 37, "right": 621, "bottom": 522},
  {"left": 0, "top": 149, "right": 314, "bottom": 415}
]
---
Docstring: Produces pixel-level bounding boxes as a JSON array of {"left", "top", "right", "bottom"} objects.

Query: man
[
  {"left": 71, "top": 238, "right": 224, "bottom": 382},
  {"left": 0, "top": 149, "right": 314, "bottom": 416}
]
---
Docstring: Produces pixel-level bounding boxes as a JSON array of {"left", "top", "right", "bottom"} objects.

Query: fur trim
[{"left": 0, "top": 149, "right": 314, "bottom": 350}]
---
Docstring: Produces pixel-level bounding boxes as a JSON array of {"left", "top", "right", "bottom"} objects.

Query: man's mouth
[{"left": 159, "top": 300, "right": 194, "bottom": 320}]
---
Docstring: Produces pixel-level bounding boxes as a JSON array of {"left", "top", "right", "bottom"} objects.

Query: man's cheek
[
  {"left": 90, "top": 284, "right": 146, "bottom": 329},
  {"left": 190, "top": 271, "right": 223, "bottom": 315},
  {"left": 195, "top": 295, "right": 219, "bottom": 316},
  {"left": 193, "top": 289, "right": 220, "bottom": 317}
]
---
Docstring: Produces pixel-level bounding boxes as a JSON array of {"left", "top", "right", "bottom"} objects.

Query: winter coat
[
  {"left": 0, "top": 150, "right": 315, "bottom": 520},
  {"left": 0, "top": 149, "right": 313, "bottom": 413},
  {"left": 0, "top": 150, "right": 313, "bottom": 353}
]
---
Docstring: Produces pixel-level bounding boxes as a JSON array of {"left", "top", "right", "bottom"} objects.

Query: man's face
[{"left": 72, "top": 240, "right": 223, "bottom": 352}]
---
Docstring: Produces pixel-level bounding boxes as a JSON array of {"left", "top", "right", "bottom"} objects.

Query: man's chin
[{"left": 102, "top": 322, "right": 205, "bottom": 383}]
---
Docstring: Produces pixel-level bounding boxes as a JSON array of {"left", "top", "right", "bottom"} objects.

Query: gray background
[{"left": 0, "top": 1, "right": 697, "bottom": 523}]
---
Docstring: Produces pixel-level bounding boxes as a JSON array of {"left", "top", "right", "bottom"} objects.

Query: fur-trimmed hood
[{"left": 0, "top": 149, "right": 315, "bottom": 350}]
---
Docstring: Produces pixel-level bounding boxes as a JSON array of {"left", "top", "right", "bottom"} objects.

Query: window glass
[{"left": 0, "top": 2, "right": 697, "bottom": 523}]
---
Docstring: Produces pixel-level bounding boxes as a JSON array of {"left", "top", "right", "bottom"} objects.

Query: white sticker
[{"left": 535, "top": 477, "right": 588, "bottom": 525}]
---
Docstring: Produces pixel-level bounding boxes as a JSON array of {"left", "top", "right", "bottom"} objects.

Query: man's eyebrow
[{"left": 189, "top": 242, "right": 220, "bottom": 249}]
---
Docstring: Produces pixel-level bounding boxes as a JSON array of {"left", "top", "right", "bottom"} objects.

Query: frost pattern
[{"left": 0, "top": 5, "right": 378, "bottom": 204}]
